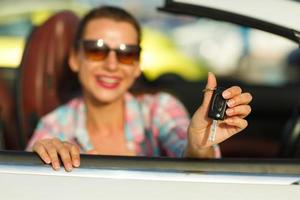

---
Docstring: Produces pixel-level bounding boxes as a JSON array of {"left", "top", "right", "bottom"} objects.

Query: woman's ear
[{"left": 68, "top": 49, "right": 80, "bottom": 72}]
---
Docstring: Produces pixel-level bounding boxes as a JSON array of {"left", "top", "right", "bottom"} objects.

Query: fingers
[
  {"left": 44, "top": 140, "right": 61, "bottom": 170},
  {"left": 219, "top": 87, "right": 251, "bottom": 139},
  {"left": 222, "top": 86, "right": 252, "bottom": 118},
  {"left": 54, "top": 139, "right": 75, "bottom": 171},
  {"left": 32, "top": 138, "right": 80, "bottom": 172},
  {"left": 226, "top": 104, "right": 252, "bottom": 118},
  {"left": 222, "top": 86, "right": 242, "bottom": 100},
  {"left": 224, "top": 117, "right": 248, "bottom": 130},
  {"left": 226, "top": 92, "right": 252, "bottom": 108},
  {"left": 67, "top": 143, "right": 80, "bottom": 167},
  {"left": 33, "top": 139, "right": 60, "bottom": 170},
  {"left": 222, "top": 86, "right": 252, "bottom": 106},
  {"left": 32, "top": 141, "right": 51, "bottom": 164}
]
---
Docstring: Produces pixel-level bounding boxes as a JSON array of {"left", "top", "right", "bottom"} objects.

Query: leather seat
[
  {"left": 17, "top": 10, "right": 80, "bottom": 148},
  {"left": 0, "top": 79, "right": 20, "bottom": 150}
]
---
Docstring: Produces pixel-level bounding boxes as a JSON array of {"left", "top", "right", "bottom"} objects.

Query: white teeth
[{"left": 98, "top": 77, "right": 118, "bottom": 84}]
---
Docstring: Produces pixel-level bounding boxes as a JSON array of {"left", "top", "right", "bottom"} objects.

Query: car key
[
  {"left": 207, "top": 87, "right": 227, "bottom": 141},
  {"left": 208, "top": 87, "right": 227, "bottom": 120}
]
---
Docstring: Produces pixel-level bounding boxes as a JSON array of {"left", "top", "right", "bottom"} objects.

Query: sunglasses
[{"left": 80, "top": 39, "right": 141, "bottom": 65}]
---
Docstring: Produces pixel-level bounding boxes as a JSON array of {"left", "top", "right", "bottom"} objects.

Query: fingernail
[
  {"left": 226, "top": 108, "right": 233, "bottom": 115},
  {"left": 44, "top": 158, "right": 51, "bottom": 164},
  {"left": 74, "top": 159, "right": 80, "bottom": 167},
  {"left": 66, "top": 164, "right": 73, "bottom": 172},
  {"left": 227, "top": 99, "right": 235, "bottom": 107},
  {"left": 53, "top": 162, "right": 60, "bottom": 170},
  {"left": 223, "top": 91, "right": 230, "bottom": 98}
]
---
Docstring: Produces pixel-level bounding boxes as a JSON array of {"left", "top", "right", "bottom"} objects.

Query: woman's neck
[{"left": 84, "top": 96, "right": 125, "bottom": 136}]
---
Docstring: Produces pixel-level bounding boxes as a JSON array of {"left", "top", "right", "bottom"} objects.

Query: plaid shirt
[
  {"left": 27, "top": 93, "right": 189, "bottom": 157},
  {"left": 27, "top": 92, "right": 220, "bottom": 157}
]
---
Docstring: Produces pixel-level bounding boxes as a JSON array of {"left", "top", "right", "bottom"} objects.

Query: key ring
[{"left": 202, "top": 88, "right": 216, "bottom": 93}]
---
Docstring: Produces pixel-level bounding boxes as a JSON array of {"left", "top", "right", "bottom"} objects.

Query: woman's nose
[{"left": 104, "top": 50, "right": 119, "bottom": 71}]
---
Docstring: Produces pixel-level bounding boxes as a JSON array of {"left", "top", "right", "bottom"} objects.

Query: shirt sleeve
[
  {"left": 25, "top": 119, "right": 57, "bottom": 151},
  {"left": 25, "top": 103, "right": 76, "bottom": 151},
  {"left": 148, "top": 92, "right": 189, "bottom": 157}
]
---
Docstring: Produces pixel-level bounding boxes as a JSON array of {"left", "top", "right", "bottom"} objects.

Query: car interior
[
  {"left": 0, "top": 8, "right": 300, "bottom": 159},
  {"left": 0, "top": 10, "right": 80, "bottom": 150}
]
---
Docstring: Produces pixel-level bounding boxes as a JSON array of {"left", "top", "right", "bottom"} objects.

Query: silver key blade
[{"left": 209, "top": 120, "right": 218, "bottom": 142}]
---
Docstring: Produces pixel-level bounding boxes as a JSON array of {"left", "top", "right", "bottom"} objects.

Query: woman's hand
[
  {"left": 32, "top": 138, "right": 80, "bottom": 171},
  {"left": 186, "top": 72, "right": 252, "bottom": 158}
]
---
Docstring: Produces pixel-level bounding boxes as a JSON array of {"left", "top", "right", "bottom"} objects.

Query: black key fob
[{"left": 208, "top": 87, "right": 227, "bottom": 120}]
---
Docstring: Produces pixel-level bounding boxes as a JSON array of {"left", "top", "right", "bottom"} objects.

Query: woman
[{"left": 27, "top": 6, "right": 252, "bottom": 171}]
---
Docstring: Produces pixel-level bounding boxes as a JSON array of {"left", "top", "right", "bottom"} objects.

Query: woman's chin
[{"left": 93, "top": 93, "right": 124, "bottom": 104}]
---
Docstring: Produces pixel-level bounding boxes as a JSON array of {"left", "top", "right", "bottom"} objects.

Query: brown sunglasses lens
[
  {"left": 117, "top": 50, "right": 140, "bottom": 65},
  {"left": 84, "top": 48, "right": 109, "bottom": 61}
]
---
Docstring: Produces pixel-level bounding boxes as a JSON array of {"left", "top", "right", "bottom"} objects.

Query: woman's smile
[{"left": 95, "top": 75, "right": 121, "bottom": 89}]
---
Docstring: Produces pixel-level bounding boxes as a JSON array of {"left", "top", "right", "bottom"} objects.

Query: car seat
[
  {"left": 17, "top": 10, "right": 80, "bottom": 149},
  {"left": 0, "top": 79, "right": 20, "bottom": 150}
]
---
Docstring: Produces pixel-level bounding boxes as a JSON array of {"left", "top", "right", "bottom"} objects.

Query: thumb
[
  {"left": 202, "top": 72, "right": 217, "bottom": 108},
  {"left": 190, "top": 72, "right": 217, "bottom": 128}
]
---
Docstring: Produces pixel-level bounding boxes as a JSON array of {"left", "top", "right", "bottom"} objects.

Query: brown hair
[{"left": 73, "top": 5, "right": 141, "bottom": 51}]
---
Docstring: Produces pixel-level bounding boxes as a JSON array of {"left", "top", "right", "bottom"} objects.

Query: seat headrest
[{"left": 18, "top": 10, "right": 80, "bottom": 147}]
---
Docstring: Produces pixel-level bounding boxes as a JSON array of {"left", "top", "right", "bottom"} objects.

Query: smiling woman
[
  {"left": 0, "top": 0, "right": 299, "bottom": 162},
  {"left": 0, "top": 1, "right": 299, "bottom": 199},
  {"left": 18, "top": 5, "right": 253, "bottom": 172}
]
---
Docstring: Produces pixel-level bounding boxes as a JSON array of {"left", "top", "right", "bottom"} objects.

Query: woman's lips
[{"left": 95, "top": 76, "right": 121, "bottom": 89}]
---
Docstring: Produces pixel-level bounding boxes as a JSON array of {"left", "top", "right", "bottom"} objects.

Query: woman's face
[{"left": 70, "top": 18, "right": 141, "bottom": 104}]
